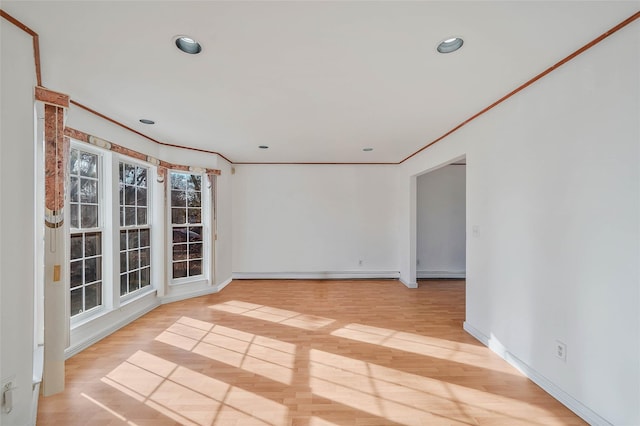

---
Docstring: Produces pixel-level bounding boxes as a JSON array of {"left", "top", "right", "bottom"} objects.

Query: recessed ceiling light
[
  {"left": 139, "top": 119, "right": 155, "bottom": 125},
  {"left": 259, "top": 145, "right": 269, "bottom": 149},
  {"left": 363, "top": 147, "right": 374, "bottom": 152},
  {"left": 175, "top": 36, "right": 202, "bottom": 54},
  {"left": 437, "top": 37, "right": 464, "bottom": 54}
]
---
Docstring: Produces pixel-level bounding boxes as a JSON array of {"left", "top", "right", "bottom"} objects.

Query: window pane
[
  {"left": 120, "top": 252, "right": 127, "bottom": 273},
  {"left": 127, "top": 230, "right": 139, "bottom": 249},
  {"left": 124, "top": 163, "right": 136, "bottom": 185},
  {"left": 125, "top": 207, "right": 136, "bottom": 226},
  {"left": 173, "top": 244, "right": 187, "bottom": 261},
  {"left": 119, "top": 163, "right": 124, "bottom": 185},
  {"left": 189, "top": 227, "right": 202, "bottom": 242},
  {"left": 80, "top": 178, "right": 98, "bottom": 204},
  {"left": 172, "top": 208, "right": 186, "bottom": 224},
  {"left": 139, "top": 229, "right": 150, "bottom": 247},
  {"left": 137, "top": 188, "right": 147, "bottom": 206},
  {"left": 70, "top": 149, "right": 79, "bottom": 175},
  {"left": 136, "top": 167, "right": 147, "bottom": 187},
  {"left": 128, "top": 271, "right": 139, "bottom": 293},
  {"left": 79, "top": 152, "right": 98, "bottom": 178},
  {"left": 171, "top": 191, "right": 185, "bottom": 207},
  {"left": 173, "top": 227, "right": 188, "bottom": 243},
  {"left": 173, "top": 262, "right": 187, "bottom": 278},
  {"left": 70, "top": 260, "right": 83, "bottom": 288},
  {"left": 137, "top": 208, "right": 147, "bottom": 225},
  {"left": 120, "top": 274, "right": 128, "bottom": 296},
  {"left": 85, "top": 257, "right": 101, "bottom": 283},
  {"left": 189, "top": 175, "right": 202, "bottom": 191},
  {"left": 189, "top": 243, "right": 202, "bottom": 260},
  {"left": 70, "top": 235, "right": 83, "bottom": 260},
  {"left": 188, "top": 208, "right": 201, "bottom": 224},
  {"left": 187, "top": 192, "right": 201, "bottom": 208},
  {"left": 171, "top": 173, "right": 187, "bottom": 190},
  {"left": 189, "top": 260, "right": 202, "bottom": 276},
  {"left": 119, "top": 206, "right": 124, "bottom": 226},
  {"left": 128, "top": 250, "right": 139, "bottom": 270},
  {"left": 140, "top": 267, "right": 150, "bottom": 287},
  {"left": 70, "top": 204, "right": 79, "bottom": 228},
  {"left": 85, "top": 232, "right": 101, "bottom": 256},
  {"left": 81, "top": 205, "right": 98, "bottom": 228},
  {"left": 70, "top": 177, "right": 79, "bottom": 203},
  {"left": 120, "top": 231, "right": 127, "bottom": 251},
  {"left": 140, "top": 247, "right": 150, "bottom": 267},
  {"left": 85, "top": 282, "right": 102, "bottom": 310},
  {"left": 70, "top": 288, "right": 83, "bottom": 316},
  {"left": 124, "top": 186, "right": 136, "bottom": 206}
]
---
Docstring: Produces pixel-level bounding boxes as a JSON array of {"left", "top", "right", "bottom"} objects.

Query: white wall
[
  {"left": 0, "top": 19, "right": 37, "bottom": 426},
  {"left": 400, "top": 23, "right": 639, "bottom": 425},
  {"left": 232, "top": 164, "right": 399, "bottom": 278},
  {"left": 416, "top": 165, "right": 466, "bottom": 278}
]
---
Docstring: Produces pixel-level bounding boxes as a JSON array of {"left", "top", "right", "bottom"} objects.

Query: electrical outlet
[{"left": 555, "top": 340, "right": 567, "bottom": 361}]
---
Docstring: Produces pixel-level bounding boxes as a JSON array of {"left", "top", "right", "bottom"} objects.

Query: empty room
[{"left": 1, "top": 2, "right": 638, "bottom": 425}]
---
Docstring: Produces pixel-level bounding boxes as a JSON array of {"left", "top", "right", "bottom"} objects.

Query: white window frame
[
  {"left": 167, "top": 170, "right": 210, "bottom": 285},
  {"left": 68, "top": 143, "right": 109, "bottom": 325},
  {"left": 118, "top": 158, "right": 153, "bottom": 302}
]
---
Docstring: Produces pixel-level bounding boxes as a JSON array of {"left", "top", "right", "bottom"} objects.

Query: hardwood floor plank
[{"left": 37, "top": 280, "right": 585, "bottom": 425}]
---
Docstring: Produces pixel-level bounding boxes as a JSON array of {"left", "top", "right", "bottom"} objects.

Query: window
[
  {"left": 69, "top": 148, "right": 103, "bottom": 317},
  {"left": 119, "top": 162, "right": 151, "bottom": 297},
  {"left": 170, "top": 172, "right": 204, "bottom": 279}
]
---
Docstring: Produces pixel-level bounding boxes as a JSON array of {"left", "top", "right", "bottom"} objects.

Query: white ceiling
[{"left": 3, "top": 1, "right": 638, "bottom": 163}]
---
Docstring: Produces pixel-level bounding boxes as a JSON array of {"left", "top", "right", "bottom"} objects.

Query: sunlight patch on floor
[
  {"left": 209, "top": 300, "right": 335, "bottom": 330},
  {"left": 309, "top": 349, "right": 554, "bottom": 425},
  {"left": 332, "top": 323, "right": 517, "bottom": 375},
  {"left": 155, "top": 316, "right": 296, "bottom": 385},
  {"left": 102, "top": 350, "right": 288, "bottom": 426}
]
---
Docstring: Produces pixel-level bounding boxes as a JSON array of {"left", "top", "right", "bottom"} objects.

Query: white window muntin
[
  {"left": 118, "top": 159, "right": 153, "bottom": 299},
  {"left": 169, "top": 171, "right": 209, "bottom": 284},
  {"left": 69, "top": 144, "right": 105, "bottom": 323}
]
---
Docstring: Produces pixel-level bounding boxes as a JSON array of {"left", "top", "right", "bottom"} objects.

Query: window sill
[
  {"left": 169, "top": 277, "right": 209, "bottom": 287},
  {"left": 70, "top": 306, "right": 109, "bottom": 330},
  {"left": 120, "top": 287, "right": 157, "bottom": 307}
]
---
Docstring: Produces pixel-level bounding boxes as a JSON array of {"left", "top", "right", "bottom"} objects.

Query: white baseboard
[
  {"left": 232, "top": 271, "right": 400, "bottom": 280},
  {"left": 65, "top": 300, "right": 160, "bottom": 359},
  {"left": 417, "top": 270, "right": 465, "bottom": 279},
  {"left": 216, "top": 276, "right": 233, "bottom": 292},
  {"left": 399, "top": 277, "right": 418, "bottom": 289},
  {"left": 463, "top": 322, "right": 612, "bottom": 426}
]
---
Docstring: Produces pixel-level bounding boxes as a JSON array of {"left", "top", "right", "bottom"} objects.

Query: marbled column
[{"left": 44, "top": 103, "right": 68, "bottom": 228}]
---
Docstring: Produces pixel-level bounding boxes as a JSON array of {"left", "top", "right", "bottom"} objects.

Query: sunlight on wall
[
  {"left": 209, "top": 300, "right": 335, "bottom": 330},
  {"left": 102, "top": 350, "right": 288, "bottom": 426},
  {"left": 155, "top": 316, "right": 296, "bottom": 384},
  {"left": 331, "top": 323, "right": 516, "bottom": 375}
]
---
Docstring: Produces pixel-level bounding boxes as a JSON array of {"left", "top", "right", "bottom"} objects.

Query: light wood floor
[{"left": 37, "top": 280, "right": 585, "bottom": 425}]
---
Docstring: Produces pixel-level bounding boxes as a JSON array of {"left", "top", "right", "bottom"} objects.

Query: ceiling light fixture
[
  {"left": 259, "top": 145, "right": 269, "bottom": 149},
  {"left": 139, "top": 119, "right": 155, "bottom": 125},
  {"left": 363, "top": 148, "right": 374, "bottom": 152},
  {"left": 175, "top": 36, "right": 202, "bottom": 54},
  {"left": 437, "top": 37, "right": 464, "bottom": 54}
]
